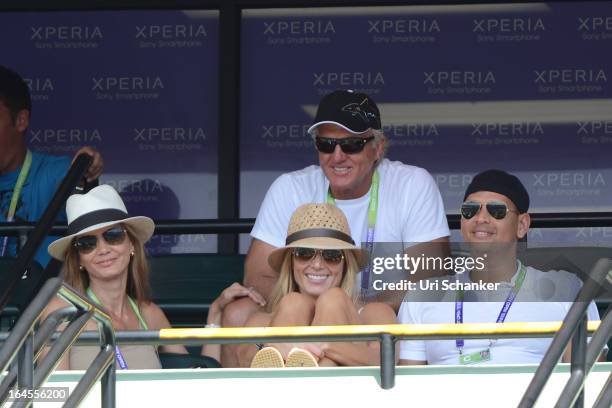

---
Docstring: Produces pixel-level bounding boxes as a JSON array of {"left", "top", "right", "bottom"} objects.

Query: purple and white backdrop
[
  {"left": 239, "top": 2, "right": 612, "bottom": 249},
  {"left": 0, "top": 4, "right": 610, "bottom": 254},
  {"left": 0, "top": 10, "right": 219, "bottom": 254}
]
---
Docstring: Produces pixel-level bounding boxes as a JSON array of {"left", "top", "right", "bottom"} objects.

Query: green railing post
[{"left": 380, "top": 333, "right": 395, "bottom": 390}]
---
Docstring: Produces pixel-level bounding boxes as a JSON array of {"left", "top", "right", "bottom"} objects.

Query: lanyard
[
  {"left": 86, "top": 288, "right": 135, "bottom": 370},
  {"left": 1, "top": 150, "right": 32, "bottom": 257},
  {"left": 326, "top": 170, "right": 379, "bottom": 290},
  {"left": 454, "top": 261, "right": 527, "bottom": 353}
]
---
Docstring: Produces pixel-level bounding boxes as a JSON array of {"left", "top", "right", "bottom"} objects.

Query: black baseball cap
[
  {"left": 464, "top": 169, "right": 530, "bottom": 214},
  {"left": 307, "top": 90, "right": 381, "bottom": 135}
]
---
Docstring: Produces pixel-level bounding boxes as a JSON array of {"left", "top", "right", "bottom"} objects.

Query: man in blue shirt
[{"left": 0, "top": 64, "right": 103, "bottom": 266}]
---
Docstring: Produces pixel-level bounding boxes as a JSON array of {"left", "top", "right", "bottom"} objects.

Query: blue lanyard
[
  {"left": 454, "top": 262, "right": 527, "bottom": 353},
  {"left": 113, "top": 346, "right": 128, "bottom": 370},
  {"left": 326, "top": 170, "right": 379, "bottom": 290}
]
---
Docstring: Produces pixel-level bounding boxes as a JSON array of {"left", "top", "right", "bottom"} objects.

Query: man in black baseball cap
[
  {"left": 304, "top": 89, "right": 387, "bottom": 200},
  {"left": 223, "top": 89, "right": 450, "bottom": 367}
]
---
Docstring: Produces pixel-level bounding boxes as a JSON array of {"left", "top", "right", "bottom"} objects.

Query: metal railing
[
  {"left": 519, "top": 258, "right": 612, "bottom": 408},
  {"left": 2, "top": 212, "right": 612, "bottom": 239},
  {"left": 145, "top": 319, "right": 609, "bottom": 391},
  {"left": 3, "top": 319, "right": 605, "bottom": 391},
  {"left": 1, "top": 259, "right": 608, "bottom": 394},
  {"left": 0, "top": 153, "right": 114, "bottom": 407},
  {"left": 0, "top": 277, "right": 116, "bottom": 408}
]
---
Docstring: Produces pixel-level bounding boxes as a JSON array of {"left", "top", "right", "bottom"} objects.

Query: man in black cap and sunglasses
[
  {"left": 220, "top": 90, "right": 449, "bottom": 366},
  {"left": 460, "top": 169, "right": 531, "bottom": 263},
  {"left": 398, "top": 169, "right": 604, "bottom": 365}
]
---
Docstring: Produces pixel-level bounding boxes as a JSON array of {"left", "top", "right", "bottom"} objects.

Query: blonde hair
[
  {"left": 62, "top": 224, "right": 151, "bottom": 303},
  {"left": 267, "top": 249, "right": 361, "bottom": 312}
]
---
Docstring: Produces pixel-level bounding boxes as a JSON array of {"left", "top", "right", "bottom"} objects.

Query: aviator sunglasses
[
  {"left": 315, "top": 136, "right": 375, "bottom": 154},
  {"left": 72, "top": 227, "right": 128, "bottom": 254},
  {"left": 292, "top": 247, "right": 344, "bottom": 264},
  {"left": 461, "top": 200, "right": 518, "bottom": 220}
]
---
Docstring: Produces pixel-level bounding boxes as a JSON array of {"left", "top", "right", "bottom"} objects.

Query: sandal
[
  {"left": 250, "top": 347, "right": 285, "bottom": 368},
  {"left": 286, "top": 348, "right": 319, "bottom": 368}
]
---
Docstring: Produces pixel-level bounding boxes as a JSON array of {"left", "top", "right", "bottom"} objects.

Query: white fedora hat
[{"left": 48, "top": 185, "right": 155, "bottom": 260}]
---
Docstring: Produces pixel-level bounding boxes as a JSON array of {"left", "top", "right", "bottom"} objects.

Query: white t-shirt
[
  {"left": 251, "top": 159, "right": 450, "bottom": 248},
  {"left": 398, "top": 264, "right": 603, "bottom": 365}
]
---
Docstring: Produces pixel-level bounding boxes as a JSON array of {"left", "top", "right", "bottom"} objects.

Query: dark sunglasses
[
  {"left": 461, "top": 200, "right": 518, "bottom": 220},
  {"left": 72, "top": 227, "right": 128, "bottom": 254},
  {"left": 315, "top": 136, "right": 375, "bottom": 154},
  {"left": 292, "top": 247, "right": 344, "bottom": 264}
]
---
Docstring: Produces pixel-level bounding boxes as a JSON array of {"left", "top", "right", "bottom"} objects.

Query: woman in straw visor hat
[
  {"left": 240, "top": 203, "right": 397, "bottom": 368},
  {"left": 42, "top": 185, "right": 224, "bottom": 369}
]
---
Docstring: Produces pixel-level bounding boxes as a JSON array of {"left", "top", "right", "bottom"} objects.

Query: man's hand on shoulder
[{"left": 244, "top": 238, "right": 280, "bottom": 301}]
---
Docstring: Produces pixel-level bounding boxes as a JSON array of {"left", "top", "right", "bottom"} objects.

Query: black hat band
[
  {"left": 67, "top": 209, "right": 129, "bottom": 235},
  {"left": 286, "top": 228, "right": 355, "bottom": 246}
]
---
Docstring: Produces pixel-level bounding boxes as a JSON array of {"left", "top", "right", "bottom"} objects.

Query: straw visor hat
[
  {"left": 268, "top": 203, "right": 367, "bottom": 273},
  {"left": 48, "top": 185, "right": 155, "bottom": 260}
]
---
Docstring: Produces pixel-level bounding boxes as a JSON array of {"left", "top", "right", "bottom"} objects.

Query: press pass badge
[{"left": 459, "top": 349, "right": 491, "bottom": 365}]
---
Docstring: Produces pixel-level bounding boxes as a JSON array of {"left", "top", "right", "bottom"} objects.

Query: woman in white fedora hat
[
  {"left": 42, "top": 185, "right": 192, "bottom": 369},
  {"left": 239, "top": 203, "right": 397, "bottom": 368}
]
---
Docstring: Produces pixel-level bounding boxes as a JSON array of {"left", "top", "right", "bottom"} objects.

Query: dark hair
[{"left": 0, "top": 65, "right": 32, "bottom": 121}]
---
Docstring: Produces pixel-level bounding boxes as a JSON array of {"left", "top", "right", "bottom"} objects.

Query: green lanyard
[
  {"left": 86, "top": 288, "right": 147, "bottom": 329},
  {"left": 1, "top": 150, "right": 32, "bottom": 256},
  {"left": 86, "top": 288, "right": 149, "bottom": 370},
  {"left": 326, "top": 170, "right": 379, "bottom": 290}
]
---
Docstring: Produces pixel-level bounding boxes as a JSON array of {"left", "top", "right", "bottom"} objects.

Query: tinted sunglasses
[
  {"left": 292, "top": 247, "right": 344, "bottom": 264},
  {"left": 72, "top": 227, "right": 128, "bottom": 254},
  {"left": 461, "top": 200, "right": 518, "bottom": 220},
  {"left": 315, "top": 136, "right": 375, "bottom": 154}
]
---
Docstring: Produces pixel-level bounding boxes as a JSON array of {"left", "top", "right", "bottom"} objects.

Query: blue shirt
[{"left": 0, "top": 151, "right": 70, "bottom": 266}]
